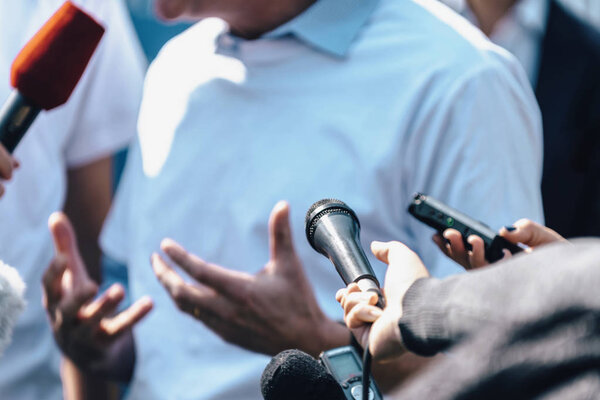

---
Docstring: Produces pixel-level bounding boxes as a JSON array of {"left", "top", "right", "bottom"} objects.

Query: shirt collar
[
  {"left": 262, "top": 0, "right": 380, "bottom": 58},
  {"left": 441, "top": 0, "right": 549, "bottom": 35}
]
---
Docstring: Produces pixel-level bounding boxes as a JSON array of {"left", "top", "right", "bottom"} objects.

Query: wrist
[{"left": 370, "top": 308, "right": 406, "bottom": 361}]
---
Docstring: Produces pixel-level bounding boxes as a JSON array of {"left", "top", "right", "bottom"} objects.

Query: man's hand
[
  {"left": 432, "top": 219, "right": 566, "bottom": 269},
  {"left": 336, "top": 241, "right": 429, "bottom": 361},
  {"left": 151, "top": 201, "right": 348, "bottom": 357},
  {"left": 42, "top": 212, "right": 153, "bottom": 380},
  {"left": 0, "top": 144, "right": 18, "bottom": 198}
]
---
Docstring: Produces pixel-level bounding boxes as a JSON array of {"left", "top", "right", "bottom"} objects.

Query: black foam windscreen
[{"left": 260, "top": 349, "right": 346, "bottom": 400}]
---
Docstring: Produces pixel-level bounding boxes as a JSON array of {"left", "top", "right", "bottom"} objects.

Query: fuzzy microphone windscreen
[
  {"left": 261, "top": 349, "right": 346, "bottom": 400},
  {"left": 0, "top": 261, "right": 25, "bottom": 356},
  {"left": 10, "top": 1, "right": 105, "bottom": 110}
]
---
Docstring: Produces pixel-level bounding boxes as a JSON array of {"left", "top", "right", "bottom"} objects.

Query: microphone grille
[{"left": 305, "top": 199, "right": 358, "bottom": 248}]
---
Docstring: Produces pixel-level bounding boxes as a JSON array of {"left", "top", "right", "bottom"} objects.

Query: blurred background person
[
  {"left": 0, "top": 1, "right": 145, "bottom": 399},
  {"left": 439, "top": 0, "right": 600, "bottom": 239}
]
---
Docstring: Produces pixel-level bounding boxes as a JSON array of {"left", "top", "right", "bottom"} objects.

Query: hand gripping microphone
[
  {"left": 0, "top": 1, "right": 105, "bottom": 153},
  {"left": 306, "top": 199, "right": 386, "bottom": 400},
  {"left": 305, "top": 199, "right": 384, "bottom": 307}
]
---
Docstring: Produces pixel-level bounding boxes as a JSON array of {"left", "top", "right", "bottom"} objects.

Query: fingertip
[
  {"left": 335, "top": 288, "right": 346, "bottom": 302},
  {"left": 107, "top": 283, "right": 125, "bottom": 298},
  {"left": 139, "top": 296, "right": 154, "bottom": 309},
  {"left": 270, "top": 200, "right": 291, "bottom": 229},
  {"left": 467, "top": 235, "right": 481, "bottom": 245},
  {"left": 274, "top": 200, "right": 289, "bottom": 214},
  {"left": 367, "top": 291, "right": 379, "bottom": 306},
  {"left": 48, "top": 212, "right": 65, "bottom": 230},
  {"left": 160, "top": 238, "right": 180, "bottom": 253},
  {"left": 269, "top": 201, "right": 290, "bottom": 228},
  {"left": 499, "top": 226, "right": 517, "bottom": 237},
  {"left": 371, "top": 240, "right": 384, "bottom": 249},
  {"left": 150, "top": 253, "right": 165, "bottom": 271},
  {"left": 370, "top": 241, "right": 386, "bottom": 256}
]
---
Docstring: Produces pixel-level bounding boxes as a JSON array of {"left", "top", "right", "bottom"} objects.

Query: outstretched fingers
[
  {"left": 78, "top": 284, "right": 126, "bottom": 327},
  {"left": 160, "top": 240, "right": 248, "bottom": 299},
  {"left": 100, "top": 297, "right": 153, "bottom": 337}
]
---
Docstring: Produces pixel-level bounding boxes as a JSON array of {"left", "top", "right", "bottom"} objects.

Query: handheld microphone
[
  {"left": 305, "top": 199, "right": 384, "bottom": 306},
  {"left": 0, "top": 1, "right": 105, "bottom": 153},
  {"left": 260, "top": 349, "right": 345, "bottom": 400}
]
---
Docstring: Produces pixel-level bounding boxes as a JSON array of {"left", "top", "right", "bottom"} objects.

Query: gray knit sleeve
[{"left": 397, "top": 239, "right": 600, "bottom": 356}]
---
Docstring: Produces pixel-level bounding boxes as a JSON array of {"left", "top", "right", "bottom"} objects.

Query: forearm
[
  {"left": 398, "top": 240, "right": 600, "bottom": 356},
  {"left": 64, "top": 157, "right": 113, "bottom": 283}
]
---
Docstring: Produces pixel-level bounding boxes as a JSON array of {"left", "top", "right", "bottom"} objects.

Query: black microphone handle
[
  {"left": 0, "top": 91, "right": 41, "bottom": 153},
  {"left": 311, "top": 213, "right": 385, "bottom": 308}
]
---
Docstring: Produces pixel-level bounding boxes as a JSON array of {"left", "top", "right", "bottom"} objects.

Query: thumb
[
  {"left": 371, "top": 240, "right": 424, "bottom": 269},
  {"left": 48, "top": 212, "right": 88, "bottom": 281},
  {"left": 499, "top": 219, "right": 564, "bottom": 248},
  {"left": 371, "top": 241, "right": 391, "bottom": 265},
  {"left": 268, "top": 201, "right": 297, "bottom": 264}
]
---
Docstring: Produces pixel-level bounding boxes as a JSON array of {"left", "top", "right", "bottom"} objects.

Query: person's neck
[
  {"left": 467, "top": 0, "right": 519, "bottom": 36},
  {"left": 224, "top": 0, "right": 317, "bottom": 39}
]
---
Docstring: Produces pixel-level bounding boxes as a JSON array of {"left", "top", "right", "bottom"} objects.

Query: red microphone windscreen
[{"left": 10, "top": 1, "right": 105, "bottom": 110}]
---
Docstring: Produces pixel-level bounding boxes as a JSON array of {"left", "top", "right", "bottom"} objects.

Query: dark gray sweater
[{"left": 395, "top": 239, "right": 600, "bottom": 399}]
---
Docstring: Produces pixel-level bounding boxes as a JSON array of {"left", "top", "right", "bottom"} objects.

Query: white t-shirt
[
  {"left": 101, "top": 0, "right": 544, "bottom": 398},
  {"left": 0, "top": 1, "right": 144, "bottom": 399}
]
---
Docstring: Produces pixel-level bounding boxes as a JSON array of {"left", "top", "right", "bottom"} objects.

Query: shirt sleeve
[
  {"left": 63, "top": 0, "right": 145, "bottom": 168},
  {"left": 397, "top": 239, "right": 600, "bottom": 357},
  {"left": 402, "top": 59, "right": 545, "bottom": 278}
]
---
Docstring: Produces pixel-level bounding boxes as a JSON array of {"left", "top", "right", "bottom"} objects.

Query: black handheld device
[
  {"left": 408, "top": 193, "right": 523, "bottom": 263},
  {"left": 320, "top": 346, "right": 383, "bottom": 400}
]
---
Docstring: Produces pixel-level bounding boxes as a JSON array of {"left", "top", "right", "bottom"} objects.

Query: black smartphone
[{"left": 408, "top": 193, "right": 523, "bottom": 263}]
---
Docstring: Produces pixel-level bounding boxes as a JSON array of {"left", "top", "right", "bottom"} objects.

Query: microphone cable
[{"left": 362, "top": 339, "right": 372, "bottom": 400}]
